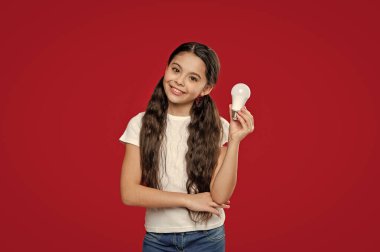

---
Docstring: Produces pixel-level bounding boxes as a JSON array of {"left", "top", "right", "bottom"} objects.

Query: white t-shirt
[{"left": 119, "top": 111, "right": 230, "bottom": 233}]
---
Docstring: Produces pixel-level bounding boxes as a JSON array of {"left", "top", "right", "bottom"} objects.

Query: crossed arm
[{"left": 120, "top": 142, "right": 235, "bottom": 215}]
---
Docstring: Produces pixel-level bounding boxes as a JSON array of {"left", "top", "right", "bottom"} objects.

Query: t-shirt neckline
[{"left": 167, "top": 113, "right": 191, "bottom": 120}]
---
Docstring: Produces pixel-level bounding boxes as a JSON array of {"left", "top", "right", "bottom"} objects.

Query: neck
[{"left": 167, "top": 103, "right": 192, "bottom": 116}]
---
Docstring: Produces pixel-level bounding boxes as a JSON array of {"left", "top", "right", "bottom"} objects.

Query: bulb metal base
[{"left": 232, "top": 110, "right": 239, "bottom": 120}]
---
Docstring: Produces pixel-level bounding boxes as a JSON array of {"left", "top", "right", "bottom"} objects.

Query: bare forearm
[
  {"left": 210, "top": 140, "right": 240, "bottom": 204},
  {"left": 122, "top": 184, "right": 189, "bottom": 208}
]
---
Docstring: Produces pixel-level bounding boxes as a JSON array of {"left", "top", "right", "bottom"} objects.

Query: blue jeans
[{"left": 142, "top": 224, "right": 225, "bottom": 252}]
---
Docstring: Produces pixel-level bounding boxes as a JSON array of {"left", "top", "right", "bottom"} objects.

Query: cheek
[
  {"left": 164, "top": 69, "right": 175, "bottom": 79},
  {"left": 163, "top": 72, "right": 170, "bottom": 84}
]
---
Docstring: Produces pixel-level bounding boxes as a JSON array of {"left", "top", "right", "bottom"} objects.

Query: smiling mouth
[{"left": 169, "top": 85, "right": 185, "bottom": 94}]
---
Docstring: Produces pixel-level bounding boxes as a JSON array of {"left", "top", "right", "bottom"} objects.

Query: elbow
[
  {"left": 122, "top": 194, "right": 135, "bottom": 206},
  {"left": 213, "top": 196, "right": 228, "bottom": 205},
  {"left": 213, "top": 199, "right": 225, "bottom": 205},
  {"left": 210, "top": 190, "right": 229, "bottom": 205},
  {"left": 122, "top": 200, "right": 134, "bottom": 206},
  {"left": 121, "top": 185, "right": 136, "bottom": 206},
  {"left": 121, "top": 196, "right": 133, "bottom": 206},
  {"left": 211, "top": 185, "right": 235, "bottom": 205}
]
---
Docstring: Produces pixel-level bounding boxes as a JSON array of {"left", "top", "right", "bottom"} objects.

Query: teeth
[{"left": 171, "top": 86, "right": 183, "bottom": 94}]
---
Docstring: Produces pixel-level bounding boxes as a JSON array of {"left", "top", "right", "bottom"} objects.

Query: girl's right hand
[{"left": 185, "top": 192, "right": 230, "bottom": 217}]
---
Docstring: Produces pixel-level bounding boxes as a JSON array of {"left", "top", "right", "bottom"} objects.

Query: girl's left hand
[{"left": 228, "top": 104, "right": 254, "bottom": 143}]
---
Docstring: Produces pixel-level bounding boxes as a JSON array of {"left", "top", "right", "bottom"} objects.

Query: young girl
[{"left": 119, "top": 42, "right": 254, "bottom": 251}]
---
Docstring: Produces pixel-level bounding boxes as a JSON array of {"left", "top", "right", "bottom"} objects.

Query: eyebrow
[{"left": 171, "top": 62, "right": 202, "bottom": 79}]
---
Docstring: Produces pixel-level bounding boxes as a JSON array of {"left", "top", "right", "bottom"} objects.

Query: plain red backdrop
[{"left": 1, "top": 0, "right": 379, "bottom": 251}]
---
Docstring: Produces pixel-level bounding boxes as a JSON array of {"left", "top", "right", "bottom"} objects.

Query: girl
[{"left": 119, "top": 42, "right": 254, "bottom": 251}]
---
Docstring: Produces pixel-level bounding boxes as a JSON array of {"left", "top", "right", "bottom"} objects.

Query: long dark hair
[{"left": 139, "top": 42, "right": 223, "bottom": 223}]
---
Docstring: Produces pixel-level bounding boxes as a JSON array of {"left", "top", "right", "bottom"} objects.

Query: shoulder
[
  {"left": 128, "top": 111, "right": 145, "bottom": 126},
  {"left": 119, "top": 112, "right": 145, "bottom": 145},
  {"left": 124, "top": 111, "right": 145, "bottom": 133},
  {"left": 133, "top": 111, "right": 145, "bottom": 120}
]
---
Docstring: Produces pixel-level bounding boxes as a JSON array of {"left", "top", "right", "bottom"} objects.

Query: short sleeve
[
  {"left": 119, "top": 112, "right": 145, "bottom": 147},
  {"left": 220, "top": 117, "right": 230, "bottom": 147}
]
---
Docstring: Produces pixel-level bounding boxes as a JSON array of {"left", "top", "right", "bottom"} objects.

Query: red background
[{"left": 1, "top": 0, "right": 379, "bottom": 251}]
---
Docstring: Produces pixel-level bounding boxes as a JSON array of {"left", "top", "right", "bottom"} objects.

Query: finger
[
  {"left": 238, "top": 111, "right": 249, "bottom": 125},
  {"left": 229, "top": 104, "right": 232, "bottom": 121},
  {"left": 220, "top": 204, "right": 230, "bottom": 209},
  {"left": 208, "top": 207, "right": 220, "bottom": 216},
  {"left": 236, "top": 112, "right": 249, "bottom": 131},
  {"left": 242, "top": 107, "right": 254, "bottom": 124},
  {"left": 245, "top": 113, "right": 254, "bottom": 132},
  {"left": 240, "top": 107, "right": 253, "bottom": 120},
  {"left": 210, "top": 201, "right": 230, "bottom": 209},
  {"left": 210, "top": 202, "right": 219, "bottom": 208},
  {"left": 241, "top": 107, "right": 254, "bottom": 121},
  {"left": 239, "top": 109, "right": 254, "bottom": 131}
]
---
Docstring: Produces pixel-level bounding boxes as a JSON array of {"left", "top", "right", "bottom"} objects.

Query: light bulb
[{"left": 231, "top": 83, "right": 251, "bottom": 120}]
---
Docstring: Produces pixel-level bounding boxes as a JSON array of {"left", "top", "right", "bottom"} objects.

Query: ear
[{"left": 200, "top": 85, "right": 214, "bottom": 96}]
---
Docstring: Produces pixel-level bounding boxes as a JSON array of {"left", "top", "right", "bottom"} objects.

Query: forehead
[{"left": 170, "top": 52, "right": 206, "bottom": 77}]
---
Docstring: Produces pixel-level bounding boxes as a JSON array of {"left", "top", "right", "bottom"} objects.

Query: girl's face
[{"left": 163, "top": 52, "right": 213, "bottom": 114}]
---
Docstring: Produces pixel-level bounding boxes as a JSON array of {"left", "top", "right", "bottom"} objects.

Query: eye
[
  {"left": 190, "top": 76, "right": 199, "bottom": 82},
  {"left": 172, "top": 67, "right": 180, "bottom": 73}
]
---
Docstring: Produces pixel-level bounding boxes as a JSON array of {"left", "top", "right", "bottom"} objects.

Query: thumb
[{"left": 229, "top": 104, "right": 232, "bottom": 121}]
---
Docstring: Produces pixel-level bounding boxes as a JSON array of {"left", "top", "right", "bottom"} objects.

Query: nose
[{"left": 175, "top": 74, "right": 185, "bottom": 86}]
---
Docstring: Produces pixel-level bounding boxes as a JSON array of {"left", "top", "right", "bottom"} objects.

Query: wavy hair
[{"left": 139, "top": 42, "right": 223, "bottom": 223}]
